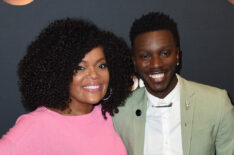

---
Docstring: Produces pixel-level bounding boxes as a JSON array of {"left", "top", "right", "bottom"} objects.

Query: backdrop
[{"left": 0, "top": 0, "right": 233, "bottom": 136}]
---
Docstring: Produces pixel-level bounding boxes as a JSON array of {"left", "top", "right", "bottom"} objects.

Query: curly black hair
[
  {"left": 18, "top": 18, "right": 134, "bottom": 118},
  {"left": 129, "top": 12, "right": 180, "bottom": 49}
]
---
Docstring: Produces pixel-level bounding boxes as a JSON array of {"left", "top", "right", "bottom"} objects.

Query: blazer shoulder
[
  {"left": 122, "top": 87, "right": 146, "bottom": 107},
  {"left": 114, "top": 87, "right": 146, "bottom": 117},
  {"left": 180, "top": 76, "right": 230, "bottom": 102}
]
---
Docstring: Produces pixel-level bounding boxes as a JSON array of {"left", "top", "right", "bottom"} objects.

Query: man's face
[{"left": 132, "top": 30, "right": 179, "bottom": 98}]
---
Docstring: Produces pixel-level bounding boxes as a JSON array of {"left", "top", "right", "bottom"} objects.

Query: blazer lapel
[
  {"left": 178, "top": 75, "right": 196, "bottom": 155},
  {"left": 132, "top": 88, "right": 147, "bottom": 155}
]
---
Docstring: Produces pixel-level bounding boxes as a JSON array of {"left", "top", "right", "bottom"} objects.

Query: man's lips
[{"left": 149, "top": 72, "right": 165, "bottom": 82}]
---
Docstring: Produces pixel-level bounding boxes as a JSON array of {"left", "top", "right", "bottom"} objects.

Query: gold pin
[{"left": 185, "top": 101, "right": 190, "bottom": 110}]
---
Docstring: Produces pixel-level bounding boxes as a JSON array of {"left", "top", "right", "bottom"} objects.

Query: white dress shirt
[{"left": 144, "top": 80, "right": 183, "bottom": 155}]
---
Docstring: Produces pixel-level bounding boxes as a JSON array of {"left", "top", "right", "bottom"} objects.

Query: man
[{"left": 113, "top": 12, "right": 234, "bottom": 155}]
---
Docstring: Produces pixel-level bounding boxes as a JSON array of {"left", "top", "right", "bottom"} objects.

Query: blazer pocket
[{"left": 190, "top": 125, "right": 216, "bottom": 155}]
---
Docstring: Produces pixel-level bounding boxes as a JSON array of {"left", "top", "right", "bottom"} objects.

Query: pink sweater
[{"left": 0, "top": 105, "right": 127, "bottom": 155}]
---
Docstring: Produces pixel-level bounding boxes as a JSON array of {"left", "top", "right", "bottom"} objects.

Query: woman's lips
[{"left": 83, "top": 84, "right": 101, "bottom": 92}]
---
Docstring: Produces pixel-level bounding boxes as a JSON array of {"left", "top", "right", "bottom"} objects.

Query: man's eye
[
  {"left": 141, "top": 54, "right": 150, "bottom": 59},
  {"left": 98, "top": 64, "right": 107, "bottom": 69},
  {"left": 161, "top": 51, "right": 170, "bottom": 57}
]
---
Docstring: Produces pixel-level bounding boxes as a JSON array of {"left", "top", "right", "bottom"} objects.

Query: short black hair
[
  {"left": 18, "top": 18, "right": 134, "bottom": 118},
  {"left": 129, "top": 12, "right": 180, "bottom": 48}
]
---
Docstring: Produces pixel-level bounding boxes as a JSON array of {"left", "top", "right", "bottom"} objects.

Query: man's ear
[
  {"left": 132, "top": 56, "right": 137, "bottom": 72},
  {"left": 132, "top": 56, "right": 136, "bottom": 66},
  {"left": 176, "top": 48, "right": 180, "bottom": 63}
]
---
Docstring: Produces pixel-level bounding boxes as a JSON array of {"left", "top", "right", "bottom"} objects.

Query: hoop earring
[{"left": 103, "top": 87, "right": 112, "bottom": 101}]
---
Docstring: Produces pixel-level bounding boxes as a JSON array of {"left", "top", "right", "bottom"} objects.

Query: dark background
[{"left": 0, "top": 0, "right": 233, "bottom": 136}]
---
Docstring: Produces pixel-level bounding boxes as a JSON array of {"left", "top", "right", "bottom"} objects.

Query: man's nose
[{"left": 150, "top": 55, "right": 162, "bottom": 68}]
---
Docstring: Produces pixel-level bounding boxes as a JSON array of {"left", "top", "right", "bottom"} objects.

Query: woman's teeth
[{"left": 84, "top": 85, "right": 100, "bottom": 89}]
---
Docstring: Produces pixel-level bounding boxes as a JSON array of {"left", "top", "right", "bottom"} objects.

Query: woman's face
[{"left": 69, "top": 46, "right": 109, "bottom": 114}]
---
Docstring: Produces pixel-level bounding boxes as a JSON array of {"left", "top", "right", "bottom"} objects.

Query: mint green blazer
[{"left": 113, "top": 75, "right": 234, "bottom": 155}]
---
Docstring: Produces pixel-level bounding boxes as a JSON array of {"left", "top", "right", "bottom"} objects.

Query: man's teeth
[
  {"left": 84, "top": 85, "right": 100, "bottom": 89},
  {"left": 149, "top": 73, "right": 164, "bottom": 79}
]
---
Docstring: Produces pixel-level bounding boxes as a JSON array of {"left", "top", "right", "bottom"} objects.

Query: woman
[{"left": 0, "top": 18, "right": 134, "bottom": 154}]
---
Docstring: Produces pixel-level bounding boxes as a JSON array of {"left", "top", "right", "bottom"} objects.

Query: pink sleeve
[{"left": 0, "top": 114, "right": 41, "bottom": 155}]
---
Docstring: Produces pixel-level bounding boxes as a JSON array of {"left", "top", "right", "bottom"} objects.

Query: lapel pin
[
  {"left": 135, "top": 109, "right": 141, "bottom": 116},
  {"left": 185, "top": 101, "right": 190, "bottom": 110}
]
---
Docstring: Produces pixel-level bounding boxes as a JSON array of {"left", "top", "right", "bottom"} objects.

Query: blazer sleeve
[{"left": 215, "top": 90, "right": 234, "bottom": 155}]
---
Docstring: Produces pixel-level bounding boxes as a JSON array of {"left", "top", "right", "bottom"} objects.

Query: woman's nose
[{"left": 88, "top": 67, "right": 98, "bottom": 79}]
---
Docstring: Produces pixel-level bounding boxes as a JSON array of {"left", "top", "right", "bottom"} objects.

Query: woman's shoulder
[
  {"left": 2, "top": 107, "right": 54, "bottom": 140},
  {"left": 16, "top": 106, "right": 53, "bottom": 123},
  {"left": 0, "top": 107, "right": 49, "bottom": 148}
]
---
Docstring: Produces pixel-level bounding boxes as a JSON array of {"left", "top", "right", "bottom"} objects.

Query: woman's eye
[
  {"left": 98, "top": 64, "right": 107, "bottom": 69},
  {"left": 77, "top": 66, "right": 85, "bottom": 70}
]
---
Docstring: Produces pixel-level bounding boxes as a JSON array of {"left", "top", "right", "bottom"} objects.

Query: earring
[
  {"left": 103, "top": 87, "right": 112, "bottom": 101},
  {"left": 176, "top": 62, "right": 179, "bottom": 66}
]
